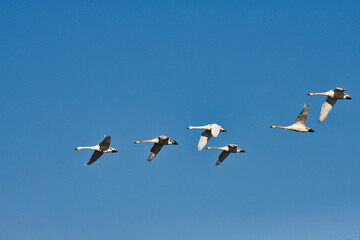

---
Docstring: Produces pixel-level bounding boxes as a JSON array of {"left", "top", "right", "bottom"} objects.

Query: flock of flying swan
[{"left": 75, "top": 87, "right": 352, "bottom": 166}]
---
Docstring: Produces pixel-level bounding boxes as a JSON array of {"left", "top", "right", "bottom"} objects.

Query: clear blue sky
[{"left": 1, "top": 0, "right": 359, "bottom": 239}]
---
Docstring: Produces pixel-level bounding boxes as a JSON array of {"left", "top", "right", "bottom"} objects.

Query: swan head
[
  {"left": 111, "top": 147, "right": 118, "bottom": 152},
  {"left": 171, "top": 140, "right": 178, "bottom": 145},
  {"left": 221, "top": 128, "right": 227, "bottom": 132},
  {"left": 307, "top": 127, "right": 315, "bottom": 133},
  {"left": 345, "top": 94, "right": 352, "bottom": 99},
  {"left": 238, "top": 149, "right": 245, "bottom": 153}
]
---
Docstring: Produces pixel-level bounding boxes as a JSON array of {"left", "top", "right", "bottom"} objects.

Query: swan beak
[
  {"left": 222, "top": 129, "right": 227, "bottom": 132},
  {"left": 186, "top": 127, "right": 190, "bottom": 129},
  {"left": 241, "top": 149, "right": 245, "bottom": 152},
  {"left": 309, "top": 129, "right": 315, "bottom": 133},
  {"left": 75, "top": 147, "right": 78, "bottom": 150},
  {"left": 113, "top": 149, "right": 118, "bottom": 152},
  {"left": 172, "top": 141, "right": 178, "bottom": 145}
]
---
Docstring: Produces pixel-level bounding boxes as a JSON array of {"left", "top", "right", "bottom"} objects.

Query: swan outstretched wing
[
  {"left": 294, "top": 104, "right": 309, "bottom": 125},
  {"left": 87, "top": 151, "right": 103, "bottom": 165},
  {"left": 216, "top": 151, "right": 231, "bottom": 165},
  {"left": 198, "top": 130, "right": 212, "bottom": 151},
  {"left": 319, "top": 97, "right": 337, "bottom": 123},
  {"left": 99, "top": 136, "right": 111, "bottom": 150},
  {"left": 211, "top": 124, "right": 221, "bottom": 137},
  {"left": 148, "top": 143, "right": 163, "bottom": 161}
]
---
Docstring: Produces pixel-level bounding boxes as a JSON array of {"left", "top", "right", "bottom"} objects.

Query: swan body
[
  {"left": 206, "top": 144, "right": 245, "bottom": 165},
  {"left": 308, "top": 87, "right": 352, "bottom": 123},
  {"left": 134, "top": 135, "right": 178, "bottom": 161},
  {"left": 270, "top": 104, "right": 315, "bottom": 133},
  {"left": 75, "top": 135, "right": 118, "bottom": 165},
  {"left": 187, "top": 123, "right": 227, "bottom": 151}
]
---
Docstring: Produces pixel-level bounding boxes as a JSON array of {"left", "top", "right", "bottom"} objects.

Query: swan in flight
[
  {"left": 134, "top": 135, "right": 178, "bottom": 161},
  {"left": 308, "top": 87, "right": 352, "bottom": 123},
  {"left": 206, "top": 144, "right": 245, "bottom": 165},
  {"left": 187, "top": 123, "right": 227, "bottom": 151},
  {"left": 75, "top": 135, "right": 118, "bottom": 165},
  {"left": 270, "top": 104, "right": 315, "bottom": 133}
]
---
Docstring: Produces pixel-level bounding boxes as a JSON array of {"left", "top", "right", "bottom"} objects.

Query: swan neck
[
  {"left": 77, "top": 146, "right": 96, "bottom": 150},
  {"left": 188, "top": 125, "right": 208, "bottom": 130},
  {"left": 136, "top": 139, "right": 157, "bottom": 143},
  {"left": 271, "top": 125, "right": 288, "bottom": 129},
  {"left": 207, "top": 147, "right": 224, "bottom": 150},
  {"left": 309, "top": 92, "right": 328, "bottom": 96}
]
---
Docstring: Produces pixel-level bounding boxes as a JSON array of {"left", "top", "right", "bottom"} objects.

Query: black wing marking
[
  {"left": 148, "top": 143, "right": 164, "bottom": 161},
  {"left": 99, "top": 136, "right": 111, "bottom": 150},
  {"left": 216, "top": 151, "right": 231, "bottom": 165},
  {"left": 86, "top": 151, "right": 104, "bottom": 165}
]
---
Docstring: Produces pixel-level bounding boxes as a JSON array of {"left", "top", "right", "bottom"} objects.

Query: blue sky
[{"left": 1, "top": 0, "right": 360, "bottom": 239}]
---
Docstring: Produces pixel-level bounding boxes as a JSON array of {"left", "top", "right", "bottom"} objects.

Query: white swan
[
  {"left": 134, "top": 135, "right": 178, "bottom": 161},
  {"left": 75, "top": 135, "right": 118, "bottom": 165},
  {"left": 187, "top": 123, "right": 227, "bottom": 151},
  {"left": 206, "top": 144, "right": 245, "bottom": 165},
  {"left": 270, "top": 104, "right": 315, "bottom": 133},
  {"left": 308, "top": 87, "right": 352, "bottom": 123}
]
